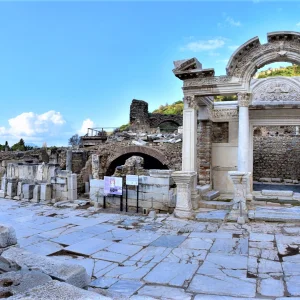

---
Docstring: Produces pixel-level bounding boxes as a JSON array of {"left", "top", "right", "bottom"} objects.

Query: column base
[
  {"left": 191, "top": 190, "right": 200, "bottom": 210},
  {"left": 172, "top": 171, "right": 196, "bottom": 220},
  {"left": 174, "top": 209, "right": 195, "bottom": 219}
]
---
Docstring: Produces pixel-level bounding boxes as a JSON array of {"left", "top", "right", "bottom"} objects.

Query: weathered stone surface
[
  {"left": 0, "top": 224, "right": 17, "bottom": 248},
  {"left": 8, "top": 280, "right": 110, "bottom": 300},
  {"left": 2, "top": 248, "right": 90, "bottom": 288},
  {"left": 188, "top": 274, "right": 256, "bottom": 297},
  {"left": 138, "top": 285, "right": 192, "bottom": 300},
  {"left": 203, "top": 190, "right": 220, "bottom": 201},
  {"left": 258, "top": 278, "right": 284, "bottom": 297},
  {"left": 285, "top": 276, "right": 300, "bottom": 296},
  {"left": 262, "top": 190, "right": 293, "bottom": 197},
  {"left": 0, "top": 270, "right": 52, "bottom": 296}
]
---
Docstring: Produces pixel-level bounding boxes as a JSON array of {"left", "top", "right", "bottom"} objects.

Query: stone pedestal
[
  {"left": 92, "top": 154, "right": 100, "bottom": 179},
  {"left": 228, "top": 171, "right": 249, "bottom": 222},
  {"left": 0, "top": 176, "right": 7, "bottom": 198},
  {"left": 172, "top": 171, "right": 196, "bottom": 219}
]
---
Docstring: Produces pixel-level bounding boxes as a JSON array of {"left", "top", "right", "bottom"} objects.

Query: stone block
[
  {"left": 90, "top": 179, "right": 104, "bottom": 189},
  {"left": 0, "top": 190, "right": 5, "bottom": 198},
  {"left": 68, "top": 189, "right": 77, "bottom": 201},
  {"left": 259, "top": 178, "right": 271, "bottom": 182},
  {"left": 22, "top": 184, "right": 35, "bottom": 200},
  {"left": 67, "top": 174, "right": 77, "bottom": 191},
  {"left": 0, "top": 224, "right": 17, "bottom": 248},
  {"left": 149, "top": 169, "right": 173, "bottom": 178},
  {"left": 262, "top": 190, "right": 293, "bottom": 197},
  {"left": 1, "top": 176, "right": 7, "bottom": 192},
  {"left": 2, "top": 248, "right": 90, "bottom": 288},
  {"left": 203, "top": 190, "right": 220, "bottom": 201},
  {"left": 271, "top": 178, "right": 282, "bottom": 183},
  {"left": 51, "top": 177, "right": 67, "bottom": 184},
  {"left": 0, "top": 270, "right": 52, "bottom": 296},
  {"left": 32, "top": 185, "right": 41, "bottom": 203},
  {"left": 17, "top": 182, "right": 23, "bottom": 196},
  {"left": 40, "top": 184, "right": 52, "bottom": 201},
  {"left": 8, "top": 280, "right": 108, "bottom": 300},
  {"left": 7, "top": 179, "right": 18, "bottom": 199}
]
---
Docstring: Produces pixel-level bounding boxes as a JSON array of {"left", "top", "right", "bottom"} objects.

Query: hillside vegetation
[
  {"left": 152, "top": 100, "right": 184, "bottom": 115},
  {"left": 256, "top": 64, "right": 300, "bottom": 78}
]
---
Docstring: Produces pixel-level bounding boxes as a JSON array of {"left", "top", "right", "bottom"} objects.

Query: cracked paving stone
[
  {"left": 150, "top": 235, "right": 186, "bottom": 248},
  {"left": 163, "top": 248, "right": 207, "bottom": 264},
  {"left": 92, "top": 250, "right": 129, "bottom": 263},
  {"left": 210, "top": 238, "right": 248, "bottom": 255},
  {"left": 93, "top": 260, "right": 118, "bottom": 277},
  {"left": 104, "top": 242, "right": 143, "bottom": 257},
  {"left": 23, "top": 240, "right": 63, "bottom": 256},
  {"left": 258, "top": 277, "right": 284, "bottom": 297},
  {"left": 249, "top": 232, "right": 274, "bottom": 242},
  {"left": 104, "top": 264, "right": 152, "bottom": 280},
  {"left": 89, "top": 277, "right": 118, "bottom": 288},
  {"left": 282, "top": 261, "right": 300, "bottom": 276},
  {"left": 137, "top": 285, "right": 192, "bottom": 300},
  {"left": 143, "top": 261, "right": 198, "bottom": 286},
  {"left": 204, "top": 253, "right": 248, "bottom": 270},
  {"left": 121, "top": 231, "right": 161, "bottom": 246},
  {"left": 188, "top": 274, "right": 256, "bottom": 297},
  {"left": 194, "top": 296, "right": 265, "bottom": 300},
  {"left": 130, "top": 246, "right": 172, "bottom": 263},
  {"left": 107, "top": 279, "right": 143, "bottom": 297},
  {"left": 179, "top": 237, "right": 213, "bottom": 250},
  {"left": 285, "top": 276, "right": 300, "bottom": 296},
  {"left": 249, "top": 241, "right": 274, "bottom": 249},
  {"left": 258, "top": 258, "right": 282, "bottom": 274}
]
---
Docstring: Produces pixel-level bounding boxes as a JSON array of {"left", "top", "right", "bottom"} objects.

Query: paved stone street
[{"left": 1, "top": 198, "right": 300, "bottom": 299}]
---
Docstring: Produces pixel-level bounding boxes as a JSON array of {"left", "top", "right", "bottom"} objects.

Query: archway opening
[
  {"left": 106, "top": 152, "right": 168, "bottom": 176},
  {"left": 253, "top": 62, "right": 299, "bottom": 79},
  {"left": 158, "top": 121, "right": 180, "bottom": 133}
]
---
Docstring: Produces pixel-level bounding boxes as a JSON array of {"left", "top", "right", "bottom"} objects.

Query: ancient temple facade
[{"left": 172, "top": 31, "right": 300, "bottom": 221}]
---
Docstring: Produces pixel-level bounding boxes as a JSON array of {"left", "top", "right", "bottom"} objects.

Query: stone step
[
  {"left": 195, "top": 209, "right": 229, "bottom": 222},
  {"left": 249, "top": 207, "right": 300, "bottom": 222},
  {"left": 202, "top": 190, "right": 220, "bottom": 201},
  {"left": 197, "top": 184, "right": 211, "bottom": 196},
  {"left": 261, "top": 190, "right": 293, "bottom": 197},
  {"left": 199, "top": 200, "right": 233, "bottom": 210}
]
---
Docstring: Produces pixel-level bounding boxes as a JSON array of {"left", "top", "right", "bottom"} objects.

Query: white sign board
[
  {"left": 126, "top": 175, "right": 139, "bottom": 186},
  {"left": 104, "top": 176, "right": 123, "bottom": 195}
]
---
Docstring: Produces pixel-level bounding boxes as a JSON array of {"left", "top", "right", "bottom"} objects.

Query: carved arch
[{"left": 226, "top": 32, "right": 300, "bottom": 83}]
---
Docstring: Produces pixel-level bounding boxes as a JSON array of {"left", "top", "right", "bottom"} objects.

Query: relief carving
[
  {"left": 252, "top": 79, "right": 300, "bottom": 103},
  {"left": 208, "top": 108, "right": 238, "bottom": 120}
]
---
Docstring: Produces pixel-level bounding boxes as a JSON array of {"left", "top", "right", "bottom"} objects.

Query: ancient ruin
[{"left": 173, "top": 31, "right": 300, "bottom": 222}]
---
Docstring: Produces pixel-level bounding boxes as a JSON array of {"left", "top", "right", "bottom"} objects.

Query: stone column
[
  {"left": 172, "top": 171, "right": 196, "bottom": 219},
  {"left": 228, "top": 171, "right": 249, "bottom": 224},
  {"left": 237, "top": 93, "right": 251, "bottom": 172},
  {"left": 182, "top": 96, "right": 199, "bottom": 210},
  {"left": 92, "top": 154, "right": 100, "bottom": 179},
  {"left": 66, "top": 150, "right": 73, "bottom": 172}
]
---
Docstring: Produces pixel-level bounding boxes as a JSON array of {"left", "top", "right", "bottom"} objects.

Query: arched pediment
[
  {"left": 251, "top": 77, "right": 300, "bottom": 105},
  {"left": 227, "top": 32, "right": 300, "bottom": 82}
]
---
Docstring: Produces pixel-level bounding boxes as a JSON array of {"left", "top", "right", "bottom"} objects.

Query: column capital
[
  {"left": 184, "top": 95, "right": 198, "bottom": 109},
  {"left": 237, "top": 93, "right": 251, "bottom": 107}
]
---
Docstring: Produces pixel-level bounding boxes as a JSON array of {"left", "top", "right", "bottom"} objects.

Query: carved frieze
[
  {"left": 208, "top": 108, "right": 238, "bottom": 120},
  {"left": 252, "top": 78, "right": 300, "bottom": 104},
  {"left": 183, "top": 76, "right": 233, "bottom": 88}
]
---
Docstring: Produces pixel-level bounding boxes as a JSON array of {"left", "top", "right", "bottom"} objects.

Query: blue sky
[{"left": 0, "top": 1, "right": 299, "bottom": 146}]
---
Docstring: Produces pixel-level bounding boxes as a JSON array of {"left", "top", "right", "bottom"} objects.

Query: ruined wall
[
  {"left": 253, "top": 132, "right": 300, "bottom": 181},
  {"left": 198, "top": 121, "right": 212, "bottom": 185},
  {"left": 212, "top": 122, "right": 229, "bottom": 143}
]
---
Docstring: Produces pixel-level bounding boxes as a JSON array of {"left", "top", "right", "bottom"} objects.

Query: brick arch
[
  {"left": 149, "top": 114, "right": 183, "bottom": 128},
  {"left": 106, "top": 145, "right": 169, "bottom": 169}
]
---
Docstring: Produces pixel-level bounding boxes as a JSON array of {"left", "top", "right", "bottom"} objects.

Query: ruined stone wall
[
  {"left": 253, "top": 135, "right": 300, "bottom": 181},
  {"left": 130, "top": 99, "right": 150, "bottom": 129},
  {"left": 198, "top": 121, "right": 212, "bottom": 185},
  {"left": 212, "top": 122, "right": 229, "bottom": 143}
]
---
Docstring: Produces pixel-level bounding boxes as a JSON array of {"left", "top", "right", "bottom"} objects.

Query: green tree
[
  {"left": 11, "top": 139, "right": 26, "bottom": 151},
  {"left": 68, "top": 134, "right": 82, "bottom": 147}
]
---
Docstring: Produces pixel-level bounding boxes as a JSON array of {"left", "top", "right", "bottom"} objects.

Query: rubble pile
[{"left": 108, "top": 129, "right": 183, "bottom": 146}]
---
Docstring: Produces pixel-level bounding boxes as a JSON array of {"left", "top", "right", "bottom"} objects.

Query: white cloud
[
  {"left": 181, "top": 38, "right": 226, "bottom": 52},
  {"left": 78, "top": 118, "right": 95, "bottom": 135},
  {"left": 297, "top": 22, "right": 300, "bottom": 27},
  {"left": 225, "top": 17, "right": 241, "bottom": 27},
  {"left": 0, "top": 110, "right": 66, "bottom": 145}
]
